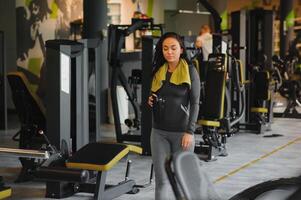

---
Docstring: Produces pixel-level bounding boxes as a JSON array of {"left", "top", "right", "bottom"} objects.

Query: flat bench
[{"left": 37, "top": 142, "right": 142, "bottom": 200}]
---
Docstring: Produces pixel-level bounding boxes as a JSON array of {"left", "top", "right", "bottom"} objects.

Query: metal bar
[
  {"left": 0, "top": 147, "right": 49, "bottom": 159},
  {"left": 0, "top": 30, "right": 7, "bottom": 130}
]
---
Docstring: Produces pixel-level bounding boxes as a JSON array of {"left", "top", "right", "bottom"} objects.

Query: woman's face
[{"left": 162, "top": 37, "right": 183, "bottom": 65}]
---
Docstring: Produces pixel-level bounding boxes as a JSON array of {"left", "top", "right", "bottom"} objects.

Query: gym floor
[{"left": 1, "top": 110, "right": 301, "bottom": 199}]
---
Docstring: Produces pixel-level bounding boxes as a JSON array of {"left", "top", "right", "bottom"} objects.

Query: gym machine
[
  {"left": 45, "top": 40, "right": 86, "bottom": 152},
  {"left": 0, "top": 130, "right": 144, "bottom": 199},
  {"left": 231, "top": 9, "right": 275, "bottom": 134},
  {"left": 45, "top": 38, "right": 106, "bottom": 152},
  {"left": 79, "top": 38, "right": 105, "bottom": 142},
  {"left": 196, "top": 54, "right": 228, "bottom": 161},
  {"left": 191, "top": 0, "right": 228, "bottom": 161},
  {"left": 273, "top": 33, "right": 301, "bottom": 119},
  {"left": 108, "top": 18, "right": 162, "bottom": 155},
  {"left": 5, "top": 38, "right": 104, "bottom": 183},
  {"left": 192, "top": 0, "right": 247, "bottom": 161},
  {"left": 7, "top": 71, "right": 48, "bottom": 182},
  {"left": 0, "top": 30, "right": 7, "bottom": 130},
  {"left": 140, "top": 36, "right": 159, "bottom": 156},
  {"left": 0, "top": 129, "right": 50, "bottom": 198}
]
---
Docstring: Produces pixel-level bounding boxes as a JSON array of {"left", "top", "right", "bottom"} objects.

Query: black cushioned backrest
[
  {"left": 7, "top": 72, "right": 46, "bottom": 129},
  {"left": 253, "top": 71, "right": 270, "bottom": 100},
  {"left": 192, "top": 53, "right": 208, "bottom": 82},
  {"left": 202, "top": 69, "right": 226, "bottom": 120}
]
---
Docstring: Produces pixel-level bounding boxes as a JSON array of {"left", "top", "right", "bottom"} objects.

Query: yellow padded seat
[
  {"left": 66, "top": 143, "right": 142, "bottom": 172},
  {"left": 198, "top": 119, "right": 220, "bottom": 127},
  {"left": 251, "top": 107, "right": 268, "bottom": 113}
]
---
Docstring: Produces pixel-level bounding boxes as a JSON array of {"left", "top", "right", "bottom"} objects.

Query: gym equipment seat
[
  {"left": 36, "top": 142, "right": 143, "bottom": 200},
  {"left": 195, "top": 54, "right": 228, "bottom": 161},
  {"left": 250, "top": 71, "right": 272, "bottom": 134}
]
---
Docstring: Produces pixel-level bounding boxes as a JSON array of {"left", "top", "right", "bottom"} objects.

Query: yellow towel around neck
[{"left": 151, "top": 59, "right": 191, "bottom": 92}]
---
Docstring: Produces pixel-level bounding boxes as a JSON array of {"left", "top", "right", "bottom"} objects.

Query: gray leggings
[{"left": 151, "top": 128, "right": 195, "bottom": 200}]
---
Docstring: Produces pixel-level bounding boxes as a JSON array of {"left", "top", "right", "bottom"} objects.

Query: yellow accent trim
[
  {"left": 28, "top": 57, "right": 42, "bottom": 77},
  {"left": 198, "top": 120, "right": 220, "bottom": 127},
  {"left": 7, "top": 72, "right": 46, "bottom": 116},
  {"left": 266, "top": 71, "right": 270, "bottom": 80},
  {"left": 224, "top": 54, "right": 228, "bottom": 73},
  {"left": 219, "top": 71, "right": 226, "bottom": 119},
  {"left": 98, "top": 142, "right": 142, "bottom": 154},
  {"left": 251, "top": 107, "right": 268, "bottom": 113},
  {"left": 126, "top": 145, "right": 142, "bottom": 154},
  {"left": 237, "top": 60, "right": 245, "bottom": 85},
  {"left": 214, "top": 136, "right": 301, "bottom": 184},
  {"left": 192, "top": 59, "right": 200, "bottom": 75},
  {"left": 265, "top": 71, "right": 271, "bottom": 101},
  {"left": 66, "top": 148, "right": 130, "bottom": 171},
  {"left": 0, "top": 188, "right": 12, "bottom": 199}
]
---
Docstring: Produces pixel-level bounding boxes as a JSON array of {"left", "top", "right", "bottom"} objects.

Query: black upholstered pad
[
  {"left": 202, "top": 70, "right": 226, "bottom": 120},
  {"left": 66, "top": 143, "right": 141, "bottom": 171},
  {"left": 253, "top": 71, "right": 270, "bottom": 101},
  {"left": 7, "top": 72, "right": 46, "bottom": 128}
]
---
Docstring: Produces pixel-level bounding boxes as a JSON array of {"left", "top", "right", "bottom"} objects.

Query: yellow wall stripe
[
  {"left": 214, "top": 136, "right": 301, "bottom": 184},
  {"left": 50, "top": 1, "right": 59, "bottom": 19},
  {"left": 147, "top": 0, "right": 154, "bottom": 17}
]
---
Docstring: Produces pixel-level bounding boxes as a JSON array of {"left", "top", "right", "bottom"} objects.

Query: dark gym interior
[{"left": 1, "top": 0, "right": 301, "bottom": 200}]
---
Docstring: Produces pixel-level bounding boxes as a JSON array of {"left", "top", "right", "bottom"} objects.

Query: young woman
[{"left": 148, "top": 32, "right": 200, "bottom": 199}]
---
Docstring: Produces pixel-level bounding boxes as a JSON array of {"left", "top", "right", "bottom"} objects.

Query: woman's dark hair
[{"left": 152, "top": 32, "right": 190, "bottom": 76}]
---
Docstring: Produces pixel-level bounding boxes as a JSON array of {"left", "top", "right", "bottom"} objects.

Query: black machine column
[
  {"left": 0, "top": 31, "right": 6, "bottom": 130},
  {"left": 280, "top": 0, "right": 294, "bottom": 58},
  {"left": 248, "top": 9, "right": 274, "bottom": 69},
  {"left": 198, "top": 0, "right": 222, "bottom": 53},
  {"left": 80, "top": 38, "right": 108, "bottom": 142},
  {"left": 231, "top": 9, "right": 274, "bottom": 121},
  {"left": 83, "top": 0, "right": 107, "bottom": 39},
  {"left": 231, "top": 10, "right": 247, "bottom": 123},
  {"left": 141, "top": 37, "right": 158, "bottom": 155},
  {"left": 82, "top": 0, "right": 109, "bottom": 125},
  {"left": 232, "top": 9, "right": 274, "bottom": 68},
  {"left": 107, "top": 19, "right": 162, "bottom": 155},
  {"left": 45, "top": 40, "right": 85, "bottom": 153}
]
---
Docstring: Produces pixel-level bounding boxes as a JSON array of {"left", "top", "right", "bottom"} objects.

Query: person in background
[
  {"left": 147, "top": 32, "right": 200, "bottom": 200},
  {"left": 195, "top": 25, "right": 213, "bottom": 61}
]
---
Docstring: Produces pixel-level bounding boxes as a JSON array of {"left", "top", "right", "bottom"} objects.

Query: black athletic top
[{"left": 152, "top": 66, "right": 200, "bottom": 134}]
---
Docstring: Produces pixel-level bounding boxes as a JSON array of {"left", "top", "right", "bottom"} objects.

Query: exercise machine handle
[{"left": 124, "top": 20, "right": 145, "bottom": 36}]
